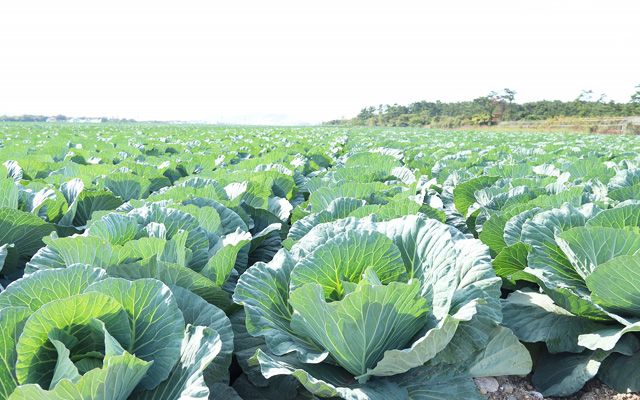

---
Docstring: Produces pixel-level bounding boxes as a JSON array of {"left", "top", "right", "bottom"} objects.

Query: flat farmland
[{"left": 1, "top": 123, "right": 640, "bottom": 399}]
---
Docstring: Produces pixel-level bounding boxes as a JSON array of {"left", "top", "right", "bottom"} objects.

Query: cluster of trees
[
  {"left": 0, "top": 114, "right": 66, "bottom": 122},
  {"left": 0, "top": 115, "right": 137, "bottom": 123},
  {"left": 325, "top": 87, "right": 640, "bottom": 128}
]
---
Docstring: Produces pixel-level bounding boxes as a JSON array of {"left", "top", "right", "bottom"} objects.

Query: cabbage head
[
  {"left": 501, "top": 202, "right": 640, "bottom": 396},
  {"left": 0, "top": 264, "right": 233, "bottom": 400},
  {"left": 234, "top": 215, "right": 531, "bottom": 399}
]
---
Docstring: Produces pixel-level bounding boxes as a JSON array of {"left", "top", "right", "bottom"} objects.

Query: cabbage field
[{"left": 1, "top": 123, "right": 640, "bottom": 399}]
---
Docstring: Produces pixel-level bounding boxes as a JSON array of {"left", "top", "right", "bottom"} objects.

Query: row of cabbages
[
  {"left": 1, "top": 125, "right": 640, "bottom": 398},
  {"left": 0, "top": 196, "right": 532, "bottom": 399}
]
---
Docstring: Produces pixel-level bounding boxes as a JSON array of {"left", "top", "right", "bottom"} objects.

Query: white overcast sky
[{"left": 1, "top": 1, "right": 639, "bottom": 124}]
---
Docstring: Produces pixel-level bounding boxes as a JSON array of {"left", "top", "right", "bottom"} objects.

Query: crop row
[{"left": 0, "top": 124, "right": 639, "bottom": 399}]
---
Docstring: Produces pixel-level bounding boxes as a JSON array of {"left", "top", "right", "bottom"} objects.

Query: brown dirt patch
[{"left": 482, "top": 375, "right": 640, "bottom": 400}]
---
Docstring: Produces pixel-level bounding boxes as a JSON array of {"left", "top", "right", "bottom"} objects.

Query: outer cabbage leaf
[
  {"left": 131, "top": 325, "right": 222, "bottom": 400},
  {"left": 9, "top": 352, "right": 151, "bottom": 400},
  {"left": 85, "top": 278, "right": 184, "bottom": 391},
  {"left": 14, "top": 292, "right": 131, "bottom": 387}
]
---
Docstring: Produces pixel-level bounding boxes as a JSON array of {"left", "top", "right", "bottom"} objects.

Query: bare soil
[{"left": 483, "top": 375, "right": 640, "bottom": 400}]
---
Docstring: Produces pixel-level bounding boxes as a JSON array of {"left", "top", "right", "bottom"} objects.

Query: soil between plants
[{"left": 482, "top": 375, "right": 640, "bottom": 400}]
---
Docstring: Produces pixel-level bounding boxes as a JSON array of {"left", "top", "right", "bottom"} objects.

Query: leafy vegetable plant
[
  {"left": 0, "top": 264, "right": 233, "bottom": 400},
  {"left": 234, "top": 215, "right": 531, "bottom": 399}
]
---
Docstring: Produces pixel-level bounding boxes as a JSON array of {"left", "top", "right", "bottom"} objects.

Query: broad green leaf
[
  {"left": 131, "top": 325, "right": 222, "bottom": 400},
  {"left": 233, "top": 250, "right": 326, "bottom": 361},
  {"left": 344, "top": 204, "right": 381, "bottom": 218},
  {"left": 178, "top": 177, "right": 227, "bottom": 196},
  {"left": 435, "top": 237, "right": 502, "bottom": 364},
  {"left": 251, "top": 349, "right": 408, "bottom": 400},
  {"left": 288, "top": 197, "right": 367, "bottom": 244},
  {"left": 522, "top": 203, "right": 588, "bottom": 291},
  {"left": 60, "top": 190, "right": 123, "bottom": 228},
  {"left": 123, "top": 237, "right": 166, "bottom": 259},
  {"left": 268, "top": 196, "right": 293, "bottom": 221},
  {"left": 478, "top": 213, "right": 509, "bottom": 255},
  {"left": 201, "top": 230, "right": 251, "bottom": 285},
  {"left": 486, "top": 163, "right": 533, "bottom": 179},
  {"left": 502, "top": 290, "right": 606, "bottom": 354},
  {"left": 0, "top": 178, "right": 18, "bottom": 209},
  {"left": 578, "top": 320, "right": 640, "bottom": 352},
  {"left": 182, "top": 198, "right": 248, "bottom": 235},
  {"left": 309, "top": 182, "right": 387, "bottom": 213},
  {"left": 158, "top": 230, "right": 191, "bottom": 267},
  {"left": 245, "top": 205, "right": 283, "bottom": 247},
  {"left": 531, "top": 348, "right": 609, "bottom": 397},
  {"left": 389, "top": 362, "right": 484, "bottom": 400},
  {"left": 85, "top": 278, "right": 184, "bottom": 391},
  {"left": 0, "top": 264, "right": 107, "bottom": 311},
  {"left": 88, "top": 318, "right": 129, "bottom": 362},
  {"left": 142, "top": 222, "right": 167, "bottom": 239},
  {"left": 503, "top": 207, "right": 544, "bottom": 247},
  {"left": 453, "top": 176, "right": 500, "bottom": 217},
  {"left": 170, "top": 286, "right": 233, "bottom": 385},
  {"left": 492, "top": 243, "right": 536, "bottom": 284},
  {"left": 0, "top": 307, "right": 31, "bottom": 399},
  {"left": 556, "top": 227, "right": 640, "bottom": 280},
  {"left": 608, "top": 168, "right": 640, "bottom": 191},
  {"left": 0, "top": 244, "right": 18, "bottom": 276},
  {"left": 374, "top": 216, "right": 460, "bottom": 319},
  {"left": 104, "top": 172, "right": 152, "bottom": 202},
  {"left": 86, "top": 213, "right": 139, "bottom": 246},
  {"left": 128, "top": 204, "right": 200, "bottom": 240},
  {"left": 586, "top": 254, "right": 640, "bottom": 317},
  {"left": 48, "top": 334, "right": 81, "bottom": 388},
  {"left": 127, "top": 204, "right": 209, "bottom": 269},
  {"left": 59, "top": 178, "right": 84, "bottom": 207},
  {"left": 468, "top": 325, "right": 532, "bottom": 377},
  {"left": 523, "top": 186, "right": 584, "bottom": 209},
  {"left": 520, "top": 204, "right": 611, "bottom": 320},
  {"left": 226, "top": 181, "right": 270, "bottom": 209},
  {"left": 608, "top": 185, "right": 640, "bottom": 201},
  {"left": 476, "top": 203, "right": 537, "bottom": 254},
  {"left": 359, "top": 314, "right": 459, "bottom": 380},
  {"left": 15, "top": 293, "right": 131, "bottom": 388},
  {"left": 563, "top": 159, "right": 612, "bottom": 181},
  {"left": 587, "top": 203, "right": 640, "bottom": 229},
  {"left": 290, "top": 204, "right": 311, "bottom": 226},
  {"left": 288, "top": 211, "right": 346, "bottom": 245},
  {"left": 0, "top": 208, "right": 55, "bottom": 260},
  {"left": 377, "top": 199, "right": 421, "bottom": 220},
  {"left": 290, "top": 230, "right": 407, "bottom": 301},
  {"left": 174, "top": 204, "right": 222, "bottom": 235},
  {"left": 289, "top": 281, "right": 428, "bottom": 378},
  {"left": 107, "top": 258, "right": 230, "bottom": 309},
  {"left": 32, "top": 189, "right": 68, "bottom": 223},
  {"left": 417, "top": 204, "right": 447, "bottom": 223},
  {"left": 25, "top": 236, "right": 131, "bottom": 273},
  {"left": 9, "top": 352, "right": 151, "bottom": 400},
  {"left": 391, "top": 166, "right": 417, "bottom": 185},
  {"left": 599, "top": 352, "right": 640, "bottom": 393}
]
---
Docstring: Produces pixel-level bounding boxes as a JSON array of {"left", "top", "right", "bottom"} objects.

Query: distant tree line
[
  {"left": 0, "top": 115, "right": 136, "bottom": 123},
  {"left": 324, "top": 86, "right": 640, "bottom": 128}
]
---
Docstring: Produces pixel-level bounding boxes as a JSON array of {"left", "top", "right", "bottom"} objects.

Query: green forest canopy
[{"left": 325, "top": 86, "right": 640, "bottom": 128}]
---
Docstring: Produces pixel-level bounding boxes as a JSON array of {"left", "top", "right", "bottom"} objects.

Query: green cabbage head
[
  {"left": 501, "top": 202, "right": 640, "bottom": 396},
  {"left": 0, "top": 264, "right": 233, "bottom": 400},
  {"left": 234, "top": 215, "right": 531, "bottom": 399}
]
